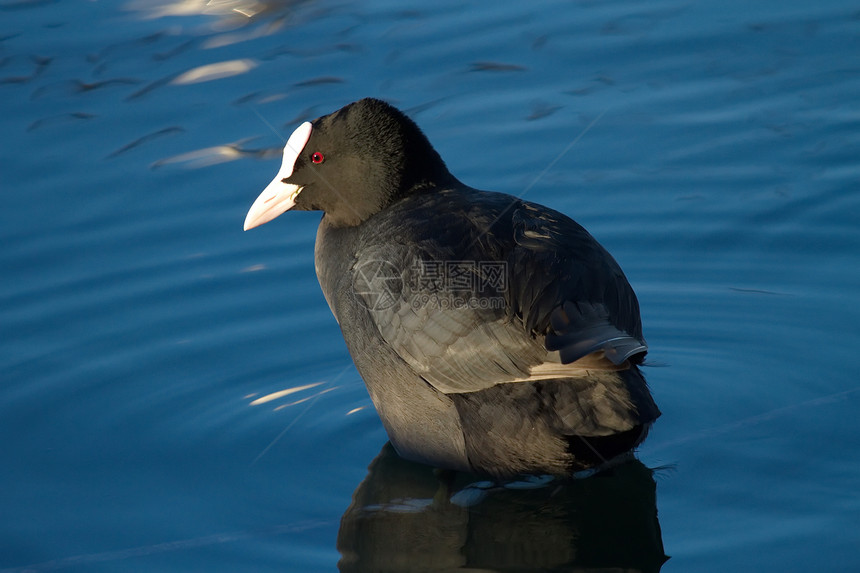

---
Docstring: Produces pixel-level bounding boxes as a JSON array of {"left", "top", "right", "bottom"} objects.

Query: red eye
[{"left": 311, "top": 152, "right": 325, "bottom": 164}]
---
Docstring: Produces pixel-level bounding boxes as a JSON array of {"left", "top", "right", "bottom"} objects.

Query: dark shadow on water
[{"left": 338, "top": 443, "right": 667, "bottom": 572}]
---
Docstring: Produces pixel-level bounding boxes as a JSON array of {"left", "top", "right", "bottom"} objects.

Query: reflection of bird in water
[{"left": 337, "top": 443, "right": 668, "bottom": 573}]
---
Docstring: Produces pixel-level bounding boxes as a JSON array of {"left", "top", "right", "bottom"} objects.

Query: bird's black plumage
[{"left": 246, "top": 98, "right": 659, "bottom": 478}]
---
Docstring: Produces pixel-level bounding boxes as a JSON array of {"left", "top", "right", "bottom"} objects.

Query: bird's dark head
[{"left": 244, "top": 98, "right": 453, "bottom": 230}]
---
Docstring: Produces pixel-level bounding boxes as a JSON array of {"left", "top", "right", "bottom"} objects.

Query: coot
[{"left": 244, "top": 98, "right": 659, "bottom": 478}]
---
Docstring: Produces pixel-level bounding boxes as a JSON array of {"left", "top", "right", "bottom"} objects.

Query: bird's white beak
[{"left": 243, "top": 121, "right": 313, "bottom": 231}]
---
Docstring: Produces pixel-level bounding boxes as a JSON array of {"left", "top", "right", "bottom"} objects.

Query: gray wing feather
[{"left": 352, "top": 191, "right": 646, "bottom": 395}]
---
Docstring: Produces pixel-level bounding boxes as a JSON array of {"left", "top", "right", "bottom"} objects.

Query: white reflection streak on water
[
  {"left": 273, "top": 386, "right": 337, "bottom": 410},
  {"left": 151, "top": 144, "right": 245, "bottom": 168},
  {"left": 250, "top": 361, "right": 362, "bottom": 464},
  {"left": 249, "top": 381, "right": 324, "bottom": 405},
  {"left": 171, "top": 59, "right": 258, "bottom": 85},
  {"left": 126, "top": 0, "right": 266, "bottom": 21},
  {"left": 203, "top": 19, "right": 285, "bottom": 49}
]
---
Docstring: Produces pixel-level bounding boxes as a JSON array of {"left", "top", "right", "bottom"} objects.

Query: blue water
[{"left": 2, "top": 0, "right": 859, "bottom": 571}]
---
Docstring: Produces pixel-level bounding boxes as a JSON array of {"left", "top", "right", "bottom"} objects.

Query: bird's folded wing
[{"left": 352, "top": 198, "right": 646, "bottom": 394}]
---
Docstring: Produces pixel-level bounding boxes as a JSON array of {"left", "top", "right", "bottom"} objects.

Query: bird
[{"left": 244, "top": 98, "right": 659, "bottom": 479}]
